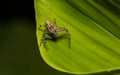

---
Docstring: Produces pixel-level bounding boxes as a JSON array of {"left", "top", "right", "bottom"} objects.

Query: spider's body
[
  {"left": 46, "top": 21, "right": 57, "bottom": 35},
  {"left": 39, "top": 19, "right": 70, "bottom": 50}
]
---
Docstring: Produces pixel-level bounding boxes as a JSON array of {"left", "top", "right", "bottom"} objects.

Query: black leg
[
  {"left": 40, "top": 31, "right": 49, "bottom": 50},
  {"left": 43, "top": 38, "right": 49, "bottom": 51},
  {"left": 57, "top": 27, "right": 71, "bottom": 48},
  {"left": 53, "top": 18, "right": 56, "bottom": 25},
  {"left": 38, "top": 25, "right": 46, "bottom": 30},
  {"left": 40, "top": 32, "right": 46, "bottom": 46},
  {"left": 38, "top": 25, "right": 42, "bottom": 30}
]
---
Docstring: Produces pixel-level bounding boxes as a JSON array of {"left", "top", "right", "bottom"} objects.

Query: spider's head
[
  {"left": 46, "top": 21, "right": 57, "bottom": 34},
  {"left": 46, "top": 21, "right": 51, "bottom": 25}
]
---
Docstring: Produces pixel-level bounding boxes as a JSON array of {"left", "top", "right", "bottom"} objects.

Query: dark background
[
  {"left": 0, "top": 0, "right": 69, "bottom": 75},
  {"left": 0, "top": 0, "right": 120, "bottom": 75}
]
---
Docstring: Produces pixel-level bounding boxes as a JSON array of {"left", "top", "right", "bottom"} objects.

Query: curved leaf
[{"left": 34, "top": 0, "right": 120, "bottom": 74}]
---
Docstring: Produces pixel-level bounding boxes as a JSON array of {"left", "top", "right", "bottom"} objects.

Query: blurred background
[{"left": 0, "top": 0, "right": 69, "bottom": 75}]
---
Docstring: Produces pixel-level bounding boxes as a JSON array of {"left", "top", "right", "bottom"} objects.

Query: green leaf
[{"left": 34, "top": 0, "right": 120, "bottom": 74}]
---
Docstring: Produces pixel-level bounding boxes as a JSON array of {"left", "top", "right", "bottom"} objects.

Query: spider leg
[
  {"left": 38, "top": 25, "right": 45, "bottom": 30},
  {"left": 40, "top": 31, "right": 49, "bottom": 50},
  {"left": 40, "top": 31, "right": 46, "bottom": 46},
  {"left": 53, "top": 18, "right": 56, "bottom": 25},
  {"left": 38, "top": 25, "right": 42, "bottom": 30},
  {"left": 43, "top": 38, "right": 49, "bottom": 50},
  {"left": 57, "top": 27, "right": 71, "bottom": 48}
]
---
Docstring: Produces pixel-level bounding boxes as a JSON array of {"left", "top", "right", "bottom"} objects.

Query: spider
[{"left": 39, "top": 19, "right": 70, "bottom": 50}]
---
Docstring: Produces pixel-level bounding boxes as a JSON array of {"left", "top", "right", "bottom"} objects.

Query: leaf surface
[{"left": 34, "top": 0, "right": 120, "bottom": 74}]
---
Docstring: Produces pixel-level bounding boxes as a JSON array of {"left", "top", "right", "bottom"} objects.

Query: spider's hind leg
[
  {"left": 40, "top": 31, "right": 49, "bottom": 51},
  {"left": 57, "top": 27, "right": 71, "bottom": 48},
  {"left": 43, "top": 39, "right": 49, "bottom": 51}
]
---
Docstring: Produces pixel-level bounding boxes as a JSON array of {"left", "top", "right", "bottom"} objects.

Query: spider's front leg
[
  {"left": 38, "top": 24, "right": 45, "bottom": 30},
  {"left": 40, "top": 31, "right": 49, "bottom": 50},
  {"left": 57, "top": 27, "right": 71, "bottom": 48},
  {"left": 53, "top": 18, "right": 56, "bottom": 25}
]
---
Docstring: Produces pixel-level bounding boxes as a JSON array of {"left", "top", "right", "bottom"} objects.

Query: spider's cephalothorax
[
  {"left": 46, "top": 20, "right": 57, "bottom": 34},
  {"left": 39, "top": 19, "right": 70, "bottom": 50}
]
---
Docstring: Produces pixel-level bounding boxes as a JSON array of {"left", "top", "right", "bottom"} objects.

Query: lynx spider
[{"left": 39, "top": 19, "right": 70, "bottom": 50}]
